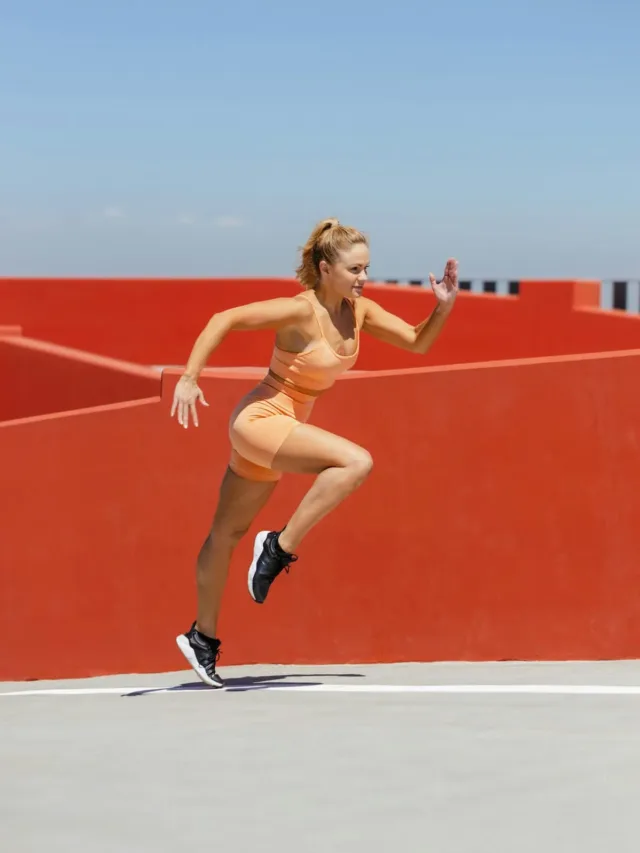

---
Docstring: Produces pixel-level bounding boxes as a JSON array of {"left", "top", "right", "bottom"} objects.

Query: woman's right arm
[
  {"left": 183, "top": 297, "right": 307, "bottom": 380},
  {"left": 171, "top": 297, "right": 307, "bottom": 428}
]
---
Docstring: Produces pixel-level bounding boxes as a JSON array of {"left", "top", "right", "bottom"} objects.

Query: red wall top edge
[
  {"left": 3, "top": 333, "right": 160, "bottom": 379},
  {"left": 0, "top": 396, "right": 161, "bottom": 430}
]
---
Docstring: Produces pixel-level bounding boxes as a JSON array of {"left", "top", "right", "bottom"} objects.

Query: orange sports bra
[{"left": 266, "top": 291, "right": 359, "bottom": 398}]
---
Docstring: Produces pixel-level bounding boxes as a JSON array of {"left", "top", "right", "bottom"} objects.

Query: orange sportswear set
[{"left": 228, "top": 291, "right": 359, "bottom": 482}]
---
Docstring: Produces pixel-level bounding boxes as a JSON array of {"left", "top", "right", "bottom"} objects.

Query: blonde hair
[{"left": 296, "top": 218, "right": 368, "bottom": 290}]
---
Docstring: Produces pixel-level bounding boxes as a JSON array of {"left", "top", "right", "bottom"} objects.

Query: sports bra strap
[{"left": 301, "top": 290, "right": 324, "bottom": 335}]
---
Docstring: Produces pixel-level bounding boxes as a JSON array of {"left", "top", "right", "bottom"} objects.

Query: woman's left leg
[
  {"left": 195, "top": 465, "right": 278, "bottom": 637},
  {"left": 176, "top": 463, "right": 278, "bottom": 687}
]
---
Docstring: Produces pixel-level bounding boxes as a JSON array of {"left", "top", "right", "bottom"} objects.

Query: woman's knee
[
  {"left": 345, "top": 447, "right": 374, "bottom": 484},
  {"left": 208, "top": 519, "right": 251, "bottom": 548}
]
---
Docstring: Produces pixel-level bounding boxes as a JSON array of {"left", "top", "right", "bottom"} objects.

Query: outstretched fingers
[
  {"left": 170, "top": 378, "right": 209, "bottom": 429},
  {"left": 190, "top": 399, "right": 199, "bottom": 428}
]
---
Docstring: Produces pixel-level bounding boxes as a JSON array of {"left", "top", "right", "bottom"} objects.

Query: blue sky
[{"left": 1, "top": 0, "right": 638, "bottom": 280}]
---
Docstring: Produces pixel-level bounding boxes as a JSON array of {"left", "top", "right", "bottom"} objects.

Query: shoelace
[
  {"left": 281, "top": 553, "right": 298, "bottom": 574},
  {"left": 269, "top": 549, "right": 298, "bottom": 578},
  {"left": 197, "top": 636, "right": 221, "bottom": 667}
]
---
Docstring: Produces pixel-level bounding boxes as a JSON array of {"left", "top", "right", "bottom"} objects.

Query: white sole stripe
[{"left": 247, "top": 530, "right": 268, "bottom": 601}]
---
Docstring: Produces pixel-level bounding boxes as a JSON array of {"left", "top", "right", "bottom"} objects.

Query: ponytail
[{"left": 296, "top": 217, "right": 368, "bottom": 290}]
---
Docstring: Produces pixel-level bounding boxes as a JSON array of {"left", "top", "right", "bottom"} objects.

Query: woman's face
[{"left": 320, "top": 243, "right": 370, "bottom": 300}]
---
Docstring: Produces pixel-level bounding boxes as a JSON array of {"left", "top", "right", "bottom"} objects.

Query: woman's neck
[{"left": 312, "top": 285, "right": 345, "bottom": 315}]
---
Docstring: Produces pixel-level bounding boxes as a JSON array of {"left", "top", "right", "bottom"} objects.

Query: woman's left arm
[{"left": 361, "top": 258, "right": 459, "bottom": 355}]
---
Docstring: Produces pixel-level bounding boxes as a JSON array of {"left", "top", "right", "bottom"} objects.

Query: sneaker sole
[
  {"left": 248, "top": 530, "right": 269, "bottom": 603},
  {"left": 175, "top": 635, "right": 224, "bottom": 689}
]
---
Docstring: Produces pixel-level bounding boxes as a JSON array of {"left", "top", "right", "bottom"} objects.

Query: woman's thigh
[{"left": 271, "top": 423, "right": 372, "bottom": 476}]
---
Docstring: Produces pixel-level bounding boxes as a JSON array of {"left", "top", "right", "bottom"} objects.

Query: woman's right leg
[
  {"left": 247, "top": 423, "right": 373, "bottom": 604},
  {"left": 273, "top": 424, "right": 373, "bottom": 552}
]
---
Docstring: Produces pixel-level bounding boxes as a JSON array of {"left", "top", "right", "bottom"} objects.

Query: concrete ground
[{"left": 2, "top": 660, "right": 640, "bottom": 852}]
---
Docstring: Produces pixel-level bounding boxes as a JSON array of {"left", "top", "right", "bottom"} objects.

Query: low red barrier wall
[
  {"left": 2, "top": 350, "right": 640, "bottom": 681},
  {"left": 3, "top": 277, "right": 640, "bottom": 370},
  {"left": 0, "top": 335, "right": 160, "bottom": 422}
]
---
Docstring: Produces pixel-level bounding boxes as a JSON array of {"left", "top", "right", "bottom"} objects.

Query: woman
[{"left": 172, "top": 218, "right": 458, "bottom": 687}]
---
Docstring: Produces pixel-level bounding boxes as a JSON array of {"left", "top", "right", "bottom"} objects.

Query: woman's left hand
[{"left": 429, "top": 258, "right": 459, "bottom": 310}]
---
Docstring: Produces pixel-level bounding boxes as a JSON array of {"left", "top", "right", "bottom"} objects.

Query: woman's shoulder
[
  {"left": 353, "top": 294, "right": 375, "bottom": 323},
  {"left": 269, "top": 291, "right": 315, "bottom": 325},
  {"left": 290, "top": 290, "right": 317, "bottom": 313}
]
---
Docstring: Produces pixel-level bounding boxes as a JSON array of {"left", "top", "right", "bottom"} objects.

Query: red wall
[
  {"left": 0, "top": 277, "right": 302, "bottom": 367},
  {"left": 2, "top": 351, "right": 640, "bottom": 681},
  {"left": 0, "top": 334, "right": 160, "bottom": 422},
  {"left": 3, "top": 277, "right": 640, "bottom": 680},
  {"left": 3, "top": 277, "right": 640, "bottom": 370}
]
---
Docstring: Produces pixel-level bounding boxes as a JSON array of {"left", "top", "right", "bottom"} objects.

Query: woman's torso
[
  {"left": 228, "top": 290, "right": 361, "bottom": 430},
  {"left": 265, "top": 290, "right": 360, "bottom": 400}
]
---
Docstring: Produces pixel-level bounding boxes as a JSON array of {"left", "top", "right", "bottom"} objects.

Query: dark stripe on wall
[
  {"left": 377, "top": 279, "right": 520, "bottom": 295},
  {"left": 373, "top": 279, "right": 640, "bottom": 313},
  {"left": 613, "top": 281, "right": 628, "bottom": 311}
]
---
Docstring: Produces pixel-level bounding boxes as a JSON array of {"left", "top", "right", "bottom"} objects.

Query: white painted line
[
  {"left": 295, "top": 684, "right": 640, "bottom": 695},
  {"left": 0, "top": 687, "right": 151, "bottom": 696},
  {"left": 3, "top": 683, "right": 640, "bottom": 697}
]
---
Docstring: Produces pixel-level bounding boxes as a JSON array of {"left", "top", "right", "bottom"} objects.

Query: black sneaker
[
  {"left": 248, "top": 530, "right": 298, "bottom": 604},
  {"left": 175, "top": 622, "right": 225, "bottom": 688}
]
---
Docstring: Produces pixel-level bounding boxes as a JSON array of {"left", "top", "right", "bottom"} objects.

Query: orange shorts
[{"left": 228, "top": 377, "right": 316, "bottom": 482}]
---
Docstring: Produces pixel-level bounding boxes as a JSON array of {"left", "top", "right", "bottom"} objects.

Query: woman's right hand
[{"left": 170, "top": 374, "right": 209, "bottom": 429}]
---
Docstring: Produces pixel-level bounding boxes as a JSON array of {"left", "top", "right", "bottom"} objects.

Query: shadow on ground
[{"left": 124, "top": 672, "right": 365, "bottom": 697}]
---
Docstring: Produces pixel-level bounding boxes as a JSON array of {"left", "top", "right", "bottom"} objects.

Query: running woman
[{"left": 173, "top": 218, "right": 458, "bottom": 687}]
